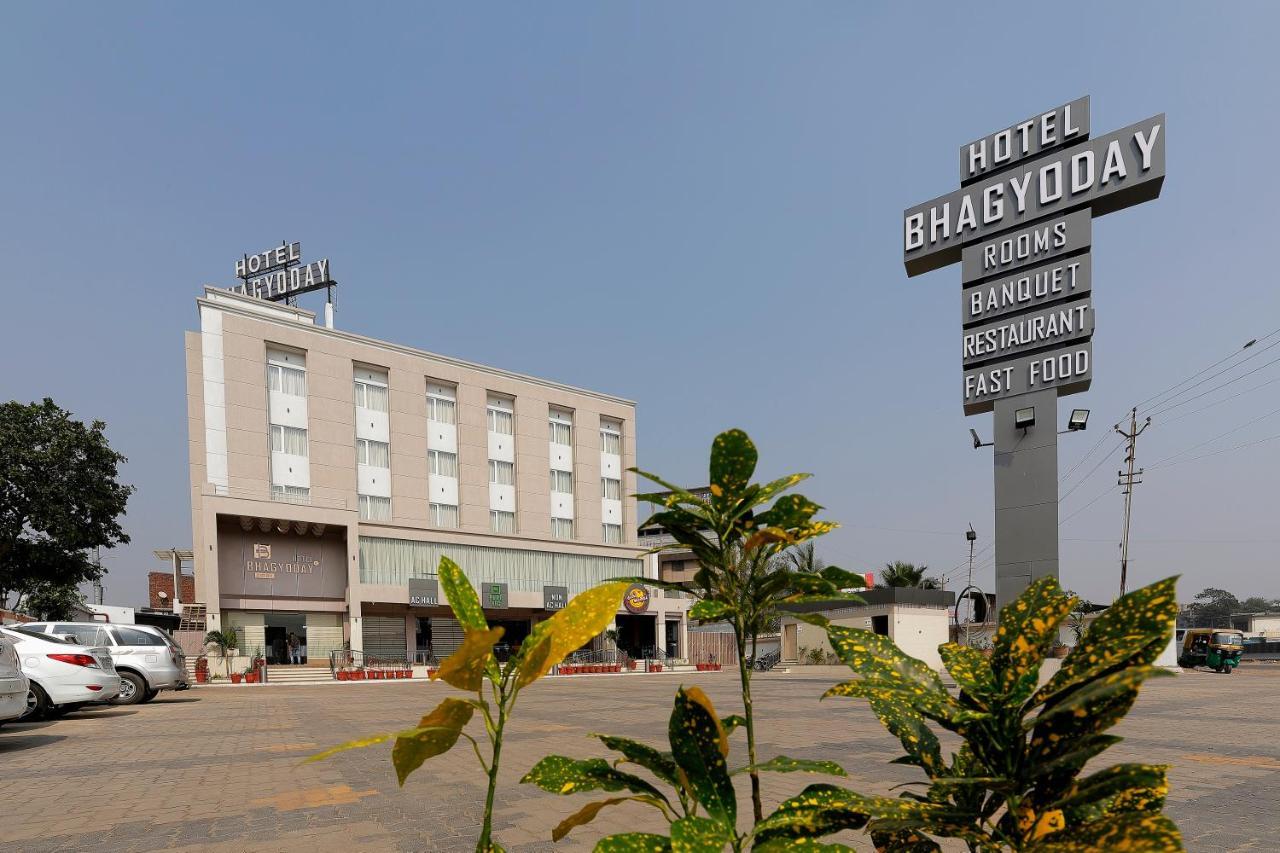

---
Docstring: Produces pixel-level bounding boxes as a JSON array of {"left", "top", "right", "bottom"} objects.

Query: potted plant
[
  {"left": 1050, "top": 641, "right": 1070, "bottom": 658},
  {"left": 195, "top": 655, "right": 209, "bottom": 684},
  {"left": 244, "top": 665, "right": 258, "bottom": 684},
  {"left": 204, "top": 628, "right": 240, "bottom": 678},
  {"left": 230, "top": 671, "right": 243, "bottom": 684}
]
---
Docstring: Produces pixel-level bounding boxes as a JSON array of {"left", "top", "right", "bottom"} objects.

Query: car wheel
[
  {"left": 140, "top": 688, "right": 159, "bottom": 703},
  {"left": 111, "top": 671, "right": 147, "bottom": 705},
  {"left": 23, "top": 683, "right": 50, "bottom": 720}
]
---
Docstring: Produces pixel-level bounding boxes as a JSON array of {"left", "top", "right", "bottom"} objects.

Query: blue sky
[{"left": 2, "top": 3, "right": 1278, "bottom": 607}]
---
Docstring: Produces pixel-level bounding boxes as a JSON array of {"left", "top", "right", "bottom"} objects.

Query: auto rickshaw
[{"left": 1178, "top": 628, "right": 1244, "bottom": 673}]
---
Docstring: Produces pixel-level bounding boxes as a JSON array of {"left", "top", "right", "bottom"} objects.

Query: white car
[
  {"left": 0, "top": 636, "right": 29, "bottom": 727},
  {"left": 0, "top": 625, "right": 120, "bottom": 719}
]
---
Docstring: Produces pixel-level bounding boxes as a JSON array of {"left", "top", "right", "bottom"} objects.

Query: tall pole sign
[{"left": 902, "top": 97, "right": 1165, "bottom": 609}]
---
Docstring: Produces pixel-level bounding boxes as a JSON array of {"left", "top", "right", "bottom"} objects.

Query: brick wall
[{"left": 148, "top": 572, "right": 196, "bottom": 610}]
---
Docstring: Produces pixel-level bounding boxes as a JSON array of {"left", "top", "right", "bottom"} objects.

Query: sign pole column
[{"left": 992, "top": 389, "right": 1059, "bottom": 605}]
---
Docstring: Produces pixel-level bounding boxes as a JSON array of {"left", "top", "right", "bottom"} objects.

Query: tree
[
  {"left": 0, "top": 399, "right": 134, "bottom": 611},
  {"left": 1184, "top": 587, "right": 1240, "bottom": 626},
  {"left": 778, "top": 541, "right": 826, "bottom": 575},
  {"left": 1239, "top": 596, "right": 1280, "bottom": 613},
  {"left": 880, "top": 560, "right": 940, "bottom": 589},
  {"left": 21, "top": 581, "right": 86, "bottom": 621}
]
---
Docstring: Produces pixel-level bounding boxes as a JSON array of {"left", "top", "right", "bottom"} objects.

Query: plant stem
[
  {"left": 477, "top": 694, "right": 507, "bottom": 852},
  {"left": 736, "top": 628, "right": 763, "bottom": 823}
]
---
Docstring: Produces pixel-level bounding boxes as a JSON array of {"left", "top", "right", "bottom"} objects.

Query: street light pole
[{"left": 965, "top": 525, "right": 977, "bottom": 647}]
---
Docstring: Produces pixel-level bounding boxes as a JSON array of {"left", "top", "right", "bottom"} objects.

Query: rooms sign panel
[{"left": 902, "top": 97, "right": 1165, "bottom": 414}]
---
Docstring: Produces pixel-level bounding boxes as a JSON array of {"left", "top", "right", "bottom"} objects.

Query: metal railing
[{"left": 329, "top": 648, "right": 413, "bottom": 677}]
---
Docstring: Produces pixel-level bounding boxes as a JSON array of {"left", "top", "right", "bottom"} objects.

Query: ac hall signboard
[{"left": 902, "top": 97, "right": 1165, "bottom": 607}]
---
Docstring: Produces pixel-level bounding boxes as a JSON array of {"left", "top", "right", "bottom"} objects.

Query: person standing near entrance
[{"left": 287, "top": 632, "right": 301, "bottom": 665}]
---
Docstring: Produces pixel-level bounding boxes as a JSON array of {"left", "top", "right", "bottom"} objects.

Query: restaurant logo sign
[
  {"left": 484, "top": 582, "right": 509, "bottom": 610},
  {"left": 543, "top": 585, "right": 568, "bottom": 611},
  {"left": 623, "top": 584, "right": 650, "bottom": 614},
  {"left": 903, "top": 97, "right": 1165, "bottom": 414}
]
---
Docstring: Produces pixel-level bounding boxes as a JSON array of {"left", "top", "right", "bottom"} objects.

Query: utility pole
[{"left": 1115, "top": 408, "right": 1151, "bottom": 597}]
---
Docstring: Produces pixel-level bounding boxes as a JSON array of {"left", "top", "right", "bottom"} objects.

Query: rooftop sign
[{"left": 229, "top": 241, "right": 335, "bottom": 303}]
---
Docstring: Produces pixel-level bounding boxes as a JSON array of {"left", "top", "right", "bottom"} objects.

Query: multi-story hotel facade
[{"left": 186, "top": 287, "right": 689, "bottom": 665}]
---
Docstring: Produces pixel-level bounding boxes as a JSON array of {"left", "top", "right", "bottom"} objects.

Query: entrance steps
[{"left": 261, "top": 666, "right": 334, "bottom": 685}]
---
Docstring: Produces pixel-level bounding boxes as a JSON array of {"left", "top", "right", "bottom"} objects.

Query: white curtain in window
[
  {"left": 429, "top": 450, "right": 458, "bottom": 477},
  {"left": 271, "top": 484, "right": 310, "bottom": 504},
  {"left": 550, "top": 470, "right": 573, "bottom": 494},
  {"left": 551, "top": 518, "right": 574, "bottom": 539},
  {"left": 429, "top": 503, "right": 459, "bottom": 527},
  {"left": 271, "top": 425, "right": 309, "bottom": 456},
  {"left": 269, "top": 364, "right": 307, "bottom": 397},
  {"left": 600, "top": 431, "right": 621, "bottom": 456},
  {"left": 601, "top": 477, "right": 621, "bottom": 500},
  {"left": 359, "top": 439, "right": 391, "bottom": 468},
  {"left": 487, "top": 409, "right": 514, "bottom": 435},
  {"left": 490, "top": 510, "right": 516, "bottom": 534},
  {"left": 489, "top": 460, "right": 515, "bottom": 485},
  {"left": 358, "top": 535, "right": 640, "bottom": 594},
  {"left": 549, "top": 422, "right": 572, "bottom": 446},
  {"left": 359, "top": 494, "right": 392, "bottom": 520},
  {"left": 427, "top": 397, "right": 456, "bottom": 425},
  {"left": 355, "top": 381, "right": 389, "bottom": 413},
  {"left": 602, "top": 523, "right": 622, "bottom": 544}
]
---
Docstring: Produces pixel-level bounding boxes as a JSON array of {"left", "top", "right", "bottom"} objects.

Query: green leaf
[
  {"left": 1031, "top": 667, "right": 1173, "bottom": 730},
  {"left": 438, "top": 556, "right": 488, "bottom": 631},
  {"left": 1033, "top": 812, "right": 1182, "bottom": 851},
  {"left": 669, "top": 686, "right": 736, "bottom": 825},
  {"left": 938, "top": 643, "right": 996, "bottom": 708},
  {"left": 753, "top": 840, "right": 857, "bottom": 852},
  {"left": 521, "top": 755, "right": 669, "bottom": 803},
  {"left": 866, "top": 697, "right": 943, "bottom": 777},
  {"left": 750, "top": 472, "right": 811, "bottom": 509},
  {"left": 818, "top": 566, "right": 867, "bottom": 590},
  {"left": 754, "top": 493, "right": 822, "bottom": 531},
  {"left": 753, "top": 784, "right": 969, "bottom": 844},
  {"left": 784, "top": 573, "right": 844, "bottom": 597},
  {"left": 690, "top": 600, "right": 733, "bottom": 622},
  {"left": 551, "top": 796, "right": 666, "bottom": 842},
  {"left": 867, "top": 830, "right": 942, "bottom": 852},
  {"left": 593, "top": 733, "right": 680, "bottom": 786},
  {"left": 432, "top": 626, "right": 504, "bottom": 691},
  {"left": 671, "top": 816, "right": 731, "bottom": 852},
  {"left": 517, "top": 581, "right": 630, "bottom": 685},
  {"left": 709, "top": 429, "right": 757, "bottom": 502},
  {"left": 391, "top": 697, "right": 474, "bottom": 786},
  {"left": 1053, "top": 764, "right": 1169, "bottom": 813},
  {"left": 511, "top": 631, "right": 553, "bottom": 689},
  {"left": 734, "top": 755, "right": 847, "bottom": 777},
  {"left": 595, "top": 833, "right": 674, "bottom": 852},
  {"left": 822, "top": 627, "right": 978, "bottom": 728},
  {"left": 720, "top": 715, "right": 747, "bottom": 736},
  {"left": 990, "top": 577, "right": 1073, "bottom": 706},
  {"left": 1032, "top": 577, "right": 1179, "bottom": 707}
]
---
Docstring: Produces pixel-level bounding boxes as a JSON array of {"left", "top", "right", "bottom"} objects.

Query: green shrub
[
  {"left": 522, "top": 685, "right": 846, "bottom": 850},
  {"left": 308, "top": 557, "right": 628, "bottom": 852},
  {"left": 774, "top": 576, "right": 1183, "bottom": 851}
]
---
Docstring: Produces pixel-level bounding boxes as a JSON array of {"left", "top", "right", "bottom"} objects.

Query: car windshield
[
  {"left": 2, "top": 626, "right": 74, "bottom": 644},
  {"left": 1213, "top": 632, "right": 1243, "bottom": 645}
]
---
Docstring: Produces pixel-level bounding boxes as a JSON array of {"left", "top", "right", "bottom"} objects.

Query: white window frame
[
  {"left": 549, "top": 421, "right": 572, "bottom": 446},
  {"left": 601, "top": 477, "right": 621, "bottom": 501},
  {"left": 426, "top": 395, "right": 457, "bottom": 425},
  {"left": 354, "top": 380, "right": 389, "bottom": 412},
  {"left": 600, "top": 428, "right": 622, "bottom": 456},
  {"left": 359, "top": 494, "right": 392, "bottom": 521},
  {"left": 551, "top": 518, "right": 574, "bottom": 540},
  {"left": 270, "top": 424, "right": 309, "bottom": 457},
  {"left": 489, "top": 459, "right": 515, "bottom": 485},
  {"left": 602, "top": 523, "right": 622, "bottom": 544},
  {"left": 550, "top": 469, "right": 574, "bottom": 494},
  {"left": 429, "top": 502, "right": 459, "bottom": 528},
  {"left": 487, "top": 407, "right": 514, "bottom": 435},
  {"left": 428, "top": 450, "right": 458, "bottom": 478},
  {"left": 490, "top": 510, "right": 516, "bottom": 534},
  {"left": 267, "top": 363, "right": 307, "bottom": 397}
]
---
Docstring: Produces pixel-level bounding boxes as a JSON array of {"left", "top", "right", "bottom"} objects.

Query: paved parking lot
[{"left": 2, "top": 665, "right": 1278, "bottom": 852}]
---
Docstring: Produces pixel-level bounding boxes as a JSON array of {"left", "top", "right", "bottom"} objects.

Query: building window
[
  {"left": 426, "top": 396, "right": 456, "bottom": 425},
  {"left": 359, "top": 494, "right": 391, "bottom": 521},
  {"left": 489, "top": 460, "right": 515, "bottom": 486},
  {"left": 491, "top": 510, "right": 515, "bottom": 534},
  {"left": 602, "top": 523, "right": 622, "bottom": 544},
  {"left": 354, "top": 380, "right": 389, "bottom": 412},
  {"left": 430, "top": 502, "right": 459, "bottom": 528},
  {"left": 428, "top": 450, "right": 458, "bottom": 478},
  {"left": 270, "top": 425, "right": 309, "bottom": 456},
  {"left": 487, "top": 408, "right": 514, "bottom": 435},
  {"left": 271, "top": 484, "right": 310, "bottom": 504},
  {"left": 600, "top": 429, "right": 621, "bottom": 456},
  {"left": 551, "top": 518, "right": 574, "bottom": 539},
  {"left": 550, "top": 469, "right": 573, "bottom": 494},
  {"left": 357, "top": 439, "right": 391, "bottom": 468},
  {"left": 601, "top": 477, "right": 621, "bottom": 501},
  {"left": 267, "top": 363, "right": 307, "bottom": 397},
  {"left": 549, "top": 421, "right": 572, "bottom": 446}
]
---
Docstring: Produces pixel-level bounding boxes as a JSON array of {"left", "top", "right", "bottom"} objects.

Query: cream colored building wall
[{"left": 783, "top": 605, "right": 950, "bottom": 672}]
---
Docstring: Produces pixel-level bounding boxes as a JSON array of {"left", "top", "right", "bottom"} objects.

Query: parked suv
[
  {"left": 25, "top": 622, "right": 187, "bottom": 705},
  {"left": 0, "top": 635, "right": 30, "bottom": 727}
]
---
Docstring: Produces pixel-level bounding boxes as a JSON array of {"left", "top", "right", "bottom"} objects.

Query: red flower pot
[
  {"left": 355, "top": 670, "right": 366, "bottom": 680},
  {"left": 246, "top": 672, "right": 258, "bottom": 684},
  {"left": 230, "top": 673, "right": 242, "bottom": 684},
  {"left": 336, "top": 670, "right": 347, "bottom": 681},
  {"left": 196, "top": 671, "right": 208, "bottom": 684}
]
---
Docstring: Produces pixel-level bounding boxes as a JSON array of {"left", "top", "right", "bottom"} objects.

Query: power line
[
  {"left": 1059, "top": 438, "right": 1126, "bottom": 502},
  {"left": 1059, "top": 484, "right": 1119, "bottom": 527},
  {"left": 1115, "top": 409, "right": 1152, "bottom": 596},
  {"left": 1147, "top": 404, "right": 1280, "bottom": 469},
  {"left": 1136, "top": 328, "right": 1280, "bottom": 413},
  {"left": 1145, "top": 344, "right": 1280, "bottom": 419},
  {"left": 1147, "top": 431, "right": 1280, "bottom": 470},
  {"left": 1161, "top": 374, "right": 1280, "bottom": 426}
]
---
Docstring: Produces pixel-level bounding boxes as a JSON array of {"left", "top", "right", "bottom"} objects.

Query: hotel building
[{"left": 186, "top": 287, "right": 689, "bottom": 665}]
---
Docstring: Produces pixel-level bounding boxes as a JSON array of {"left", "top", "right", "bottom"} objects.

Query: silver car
[{"left": 25, "top": 622, "right": 187, "bottom": 705}]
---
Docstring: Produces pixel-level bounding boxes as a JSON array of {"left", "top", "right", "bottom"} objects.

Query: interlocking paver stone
[{"left": 2, "top": 665, "right": 1277, "bottom": 851}]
